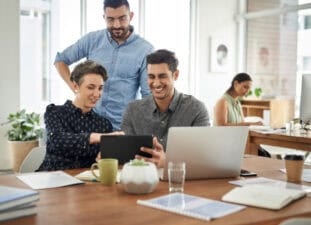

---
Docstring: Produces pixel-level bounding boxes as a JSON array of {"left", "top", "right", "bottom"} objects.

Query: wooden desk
[
  {"left": 241, "top": 99, "right": 294, "bottom": 128},
  {"left": 0, "top": 157, "right": 310, "bottom": 225},
  {"left": 247, "top": 130, "right": 311, "bottom": 155}
]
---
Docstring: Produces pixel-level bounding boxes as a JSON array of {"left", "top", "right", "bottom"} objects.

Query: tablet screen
[{"left": 100, "top": 135, "right": 153, "bottom": 164}]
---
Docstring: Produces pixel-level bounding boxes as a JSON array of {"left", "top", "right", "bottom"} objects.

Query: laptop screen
[{"left": 162, "top": 126, "right": 249, "bottom": 180}]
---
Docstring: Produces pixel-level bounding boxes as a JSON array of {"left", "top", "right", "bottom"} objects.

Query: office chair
[{"left": 19, "top": 146, "right": 46, "bottom": 173}]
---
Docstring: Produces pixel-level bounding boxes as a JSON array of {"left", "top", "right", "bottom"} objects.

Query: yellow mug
[{"left": 91, "top": 158, "right": 118, "bottom": 185}]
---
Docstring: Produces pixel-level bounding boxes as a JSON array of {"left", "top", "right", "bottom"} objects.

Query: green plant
[
  {"left": 130, "top": 159, "right": 148, "bottom": 166},
  {"left": 254, "top": 88, "right": 262, "bottom": 98},
  {"left": 4, "top": 109, "right": 43, "bottom": 141},
  {"left": 246, "top": 90, "right": 253, "bottom": 97}
]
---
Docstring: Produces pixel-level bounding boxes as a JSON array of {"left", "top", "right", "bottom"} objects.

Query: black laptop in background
[{"left": 100, "top": 135, "right": 153, "bottom": 164}]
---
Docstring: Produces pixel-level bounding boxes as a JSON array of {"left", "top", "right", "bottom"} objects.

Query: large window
[
  {"left": 240, "top": 0, "right": 311, "bottom": 116},
  {"left": 246, "top": 1, "right": 298, "bottom": 98},
  {"left": 20, "top": 0, "right": 52, "bottom": 113}
]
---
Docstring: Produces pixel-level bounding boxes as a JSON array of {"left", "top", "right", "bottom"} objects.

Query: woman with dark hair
[
  {"left": 38, "top": 60, "right": 123, "bottom": 171},
  {"left": 214, "top": 73, "right": 263, "bottom": 126}
]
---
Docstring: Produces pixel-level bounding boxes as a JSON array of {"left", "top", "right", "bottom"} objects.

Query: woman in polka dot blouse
[{"left": 38, "top": 60, "right": 123, "bottom": 171}]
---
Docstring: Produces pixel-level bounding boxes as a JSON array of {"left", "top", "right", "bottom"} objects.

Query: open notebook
[
  {"left": 222, "top": 184, "right": 306, "bottom": 210},
  {"left": 137, "top": 193, "right": 245, "bottom": 221}
]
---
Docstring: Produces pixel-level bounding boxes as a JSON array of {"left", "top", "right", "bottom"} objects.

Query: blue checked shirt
[{"left": 55, "top": 27, "right": 153, "bottom": 130}]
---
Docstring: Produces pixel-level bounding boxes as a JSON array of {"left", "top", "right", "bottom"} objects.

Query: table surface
[
  {"left": 0, "top": 156, "right": 310, "bottom": 225},
  {"left": 247, "top": 130, "right": 311, "bottom": 155}
]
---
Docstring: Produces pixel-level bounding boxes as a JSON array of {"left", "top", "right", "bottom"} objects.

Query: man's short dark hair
[
  {"left": 146, "top": 49, "right": 179, "bottom": 72},
  {"left": 103, "top": 0, "right": 130, "bottom": 10}
]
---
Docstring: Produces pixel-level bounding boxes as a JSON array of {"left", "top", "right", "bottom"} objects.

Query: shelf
[{"left": 241, "top": 99, "right": 295, "bottom": 128}]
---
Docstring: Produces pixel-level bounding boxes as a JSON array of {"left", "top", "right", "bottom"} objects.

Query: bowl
[{"left": 120, "top": 160, "right": 159, "bottom": 194}]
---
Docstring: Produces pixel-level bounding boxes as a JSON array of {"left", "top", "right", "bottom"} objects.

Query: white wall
[
  {"left": 0, "top": 0, "right": 20, "bottom": 169},
  {"left": 196, "top": 0, "right": 239, "bottom": 121}
]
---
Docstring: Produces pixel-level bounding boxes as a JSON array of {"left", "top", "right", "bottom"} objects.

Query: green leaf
[
  {"left": 4, "top": 109, "right": 43, "bottom": 141},
  {"left": 254, "top": 88, "right": 262, "bottom": 98},
  {"left": 246, "top": 90, "right": 253, "bottom": 97}
]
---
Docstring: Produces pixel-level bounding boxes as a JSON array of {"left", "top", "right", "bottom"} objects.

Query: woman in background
[
  {"left": 214, "top": 73, "right": 263, "bottom": 126},
  {"left": 38, "top": 60, "right": 122, "bottom": 171}
]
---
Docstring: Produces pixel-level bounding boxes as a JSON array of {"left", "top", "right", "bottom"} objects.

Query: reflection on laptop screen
[{"left": 162, "top": 126, "right": 249, "bottom": 180}]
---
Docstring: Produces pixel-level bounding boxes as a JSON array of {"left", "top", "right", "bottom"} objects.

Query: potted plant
[
  {"left": 246, "top": 87, "right": 262, "bottom": 99},
  {"left": 4, "top": 109, "right": 43, "bottom": 172},
  {"left": 120, "top": 159, "right": 159, "bottom": 194},
  {"left": 254, "top": 87, "right": 262, "bottom": 98}
]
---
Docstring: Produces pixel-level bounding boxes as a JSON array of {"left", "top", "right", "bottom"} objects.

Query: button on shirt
[
  {"left": 55, "top": 27, "right": 154, "bottom": 130},
  {"left": 121, "top": 89, "right": 210, "bottom": 149},
  {"left": 38, "top": 100, "right": 113, "bottom": 171}
]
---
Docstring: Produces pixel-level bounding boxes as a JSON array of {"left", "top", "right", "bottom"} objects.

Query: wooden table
[
  {"left": 0, "top": 156, "right": 310, "bottom": 225},
  {"left": 246, "top": 130, "right": 311, "bottom": 155}
]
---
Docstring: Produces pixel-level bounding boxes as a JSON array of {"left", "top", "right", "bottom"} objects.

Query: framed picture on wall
[{"left": 209, "top": 37, "right": 229, "bottom": 73}]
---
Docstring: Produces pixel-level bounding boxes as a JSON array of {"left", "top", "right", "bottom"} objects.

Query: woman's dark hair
[
  {"left": 146, "top": 49, "right": 179, "bottom": 72},
  {"left": 104, "top": 0, "right": 130, "bottom": 10},
  {"left": 226, "top": 73, "right": 252, "bottom": 93},
  {"left": 70, "top": 60, "right": 108, "bottom": 85}
]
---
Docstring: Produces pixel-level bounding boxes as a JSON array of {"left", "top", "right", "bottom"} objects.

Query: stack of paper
[
  {"left": 17, "top": 171, "right": 84, "bottom": 189},
  {"left": 0, "top": 185, "right": 39, "bottom": 222}
]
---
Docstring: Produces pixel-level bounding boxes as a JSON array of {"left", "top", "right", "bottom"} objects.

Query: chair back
[{"left": 19, "top": 146, "right": 46, "bottom": 173}]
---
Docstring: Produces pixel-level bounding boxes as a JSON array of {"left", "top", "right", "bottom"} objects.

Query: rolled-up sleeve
[{"left": 54, "top": 34, "right": 90, "bottom": 65}]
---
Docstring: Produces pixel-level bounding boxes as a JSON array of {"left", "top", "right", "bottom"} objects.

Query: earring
[{"left": 74, "top": 90, "right": 78, "bottom": 93}]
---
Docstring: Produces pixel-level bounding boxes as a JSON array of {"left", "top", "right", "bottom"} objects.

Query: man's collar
[{"left": 152, "top": 89, "right": 180, "bottom": 113}]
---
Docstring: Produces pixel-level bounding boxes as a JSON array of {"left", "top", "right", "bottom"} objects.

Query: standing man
[
  {"left": 54, "top": 0, "right": 153, "bottom": 130},
  {"left": 121, "top": 49, "right": 210, "bottom": 167}
]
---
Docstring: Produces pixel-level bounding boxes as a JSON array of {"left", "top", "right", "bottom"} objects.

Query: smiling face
[
  {"left": 147, "top": 63, "right": 179, "bottom": 103},
  {"left": 104, "top": 5, "right": 133, "bottom": 43},
  {"left": 73, "top": 73, "right": 104, "bottom": 112},
  {"left": 234, "top": 80, "right": 252, "bottom": 97}
]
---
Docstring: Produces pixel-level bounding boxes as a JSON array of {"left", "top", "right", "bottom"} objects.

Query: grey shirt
[{"left": 121, "top": 89, "right": 210, "bottom": 149}]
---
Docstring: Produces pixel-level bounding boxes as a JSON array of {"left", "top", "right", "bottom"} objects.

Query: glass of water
[{"left": 168, "top": 162, "right": 186, "bottom": 192}]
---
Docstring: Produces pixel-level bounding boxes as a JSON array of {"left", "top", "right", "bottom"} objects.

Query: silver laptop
[{"left": 161, "top": 126, "right": 249, "bottom": 180}]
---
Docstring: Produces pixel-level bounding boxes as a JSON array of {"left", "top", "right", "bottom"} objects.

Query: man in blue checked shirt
[{"left": 54, "top": 0, "right": 153, "bottom": 130}]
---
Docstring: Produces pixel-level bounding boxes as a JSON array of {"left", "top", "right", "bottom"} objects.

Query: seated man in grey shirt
[{"left": 121, "top": 49, "right": 210, "bottom": 167}]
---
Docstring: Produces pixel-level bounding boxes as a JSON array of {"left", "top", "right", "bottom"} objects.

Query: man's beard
[{"left": 109, "top": 27, "right": 129, "bottom": 40}]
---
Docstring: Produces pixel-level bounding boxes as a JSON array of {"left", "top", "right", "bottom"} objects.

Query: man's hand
[{"left": 135, "top": 137, "right": 166, "bottom": 168}]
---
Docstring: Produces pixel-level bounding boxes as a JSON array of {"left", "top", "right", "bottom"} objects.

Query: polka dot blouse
[{"left": 38, "top": 100, "right": 112, "bottom": 171}]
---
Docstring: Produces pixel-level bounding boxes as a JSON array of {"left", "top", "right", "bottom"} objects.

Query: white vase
[
  {"left": 120, "top": 162, "right": 159, "bottom": 194},
  {"left": 8, "top": 140, "right": 39, "bottom": 172}
]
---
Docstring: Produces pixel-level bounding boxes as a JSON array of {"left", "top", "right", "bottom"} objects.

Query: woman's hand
[
  {"left": 135, "top": 137, "right": 166, "bottom": 168},
  {"left": 103, "top": 131, "right": 125, "bottom": 136},
  {"left": 93, "top": 131, "right": 125, "bottom": 161},
  {"left": 90, "top": 131, "right": 125, "bottom": 144}
]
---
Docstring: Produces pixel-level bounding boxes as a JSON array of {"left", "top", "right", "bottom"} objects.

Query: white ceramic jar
[{"left": 120, "top": 160, "right": 159, "bottom": 194}]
